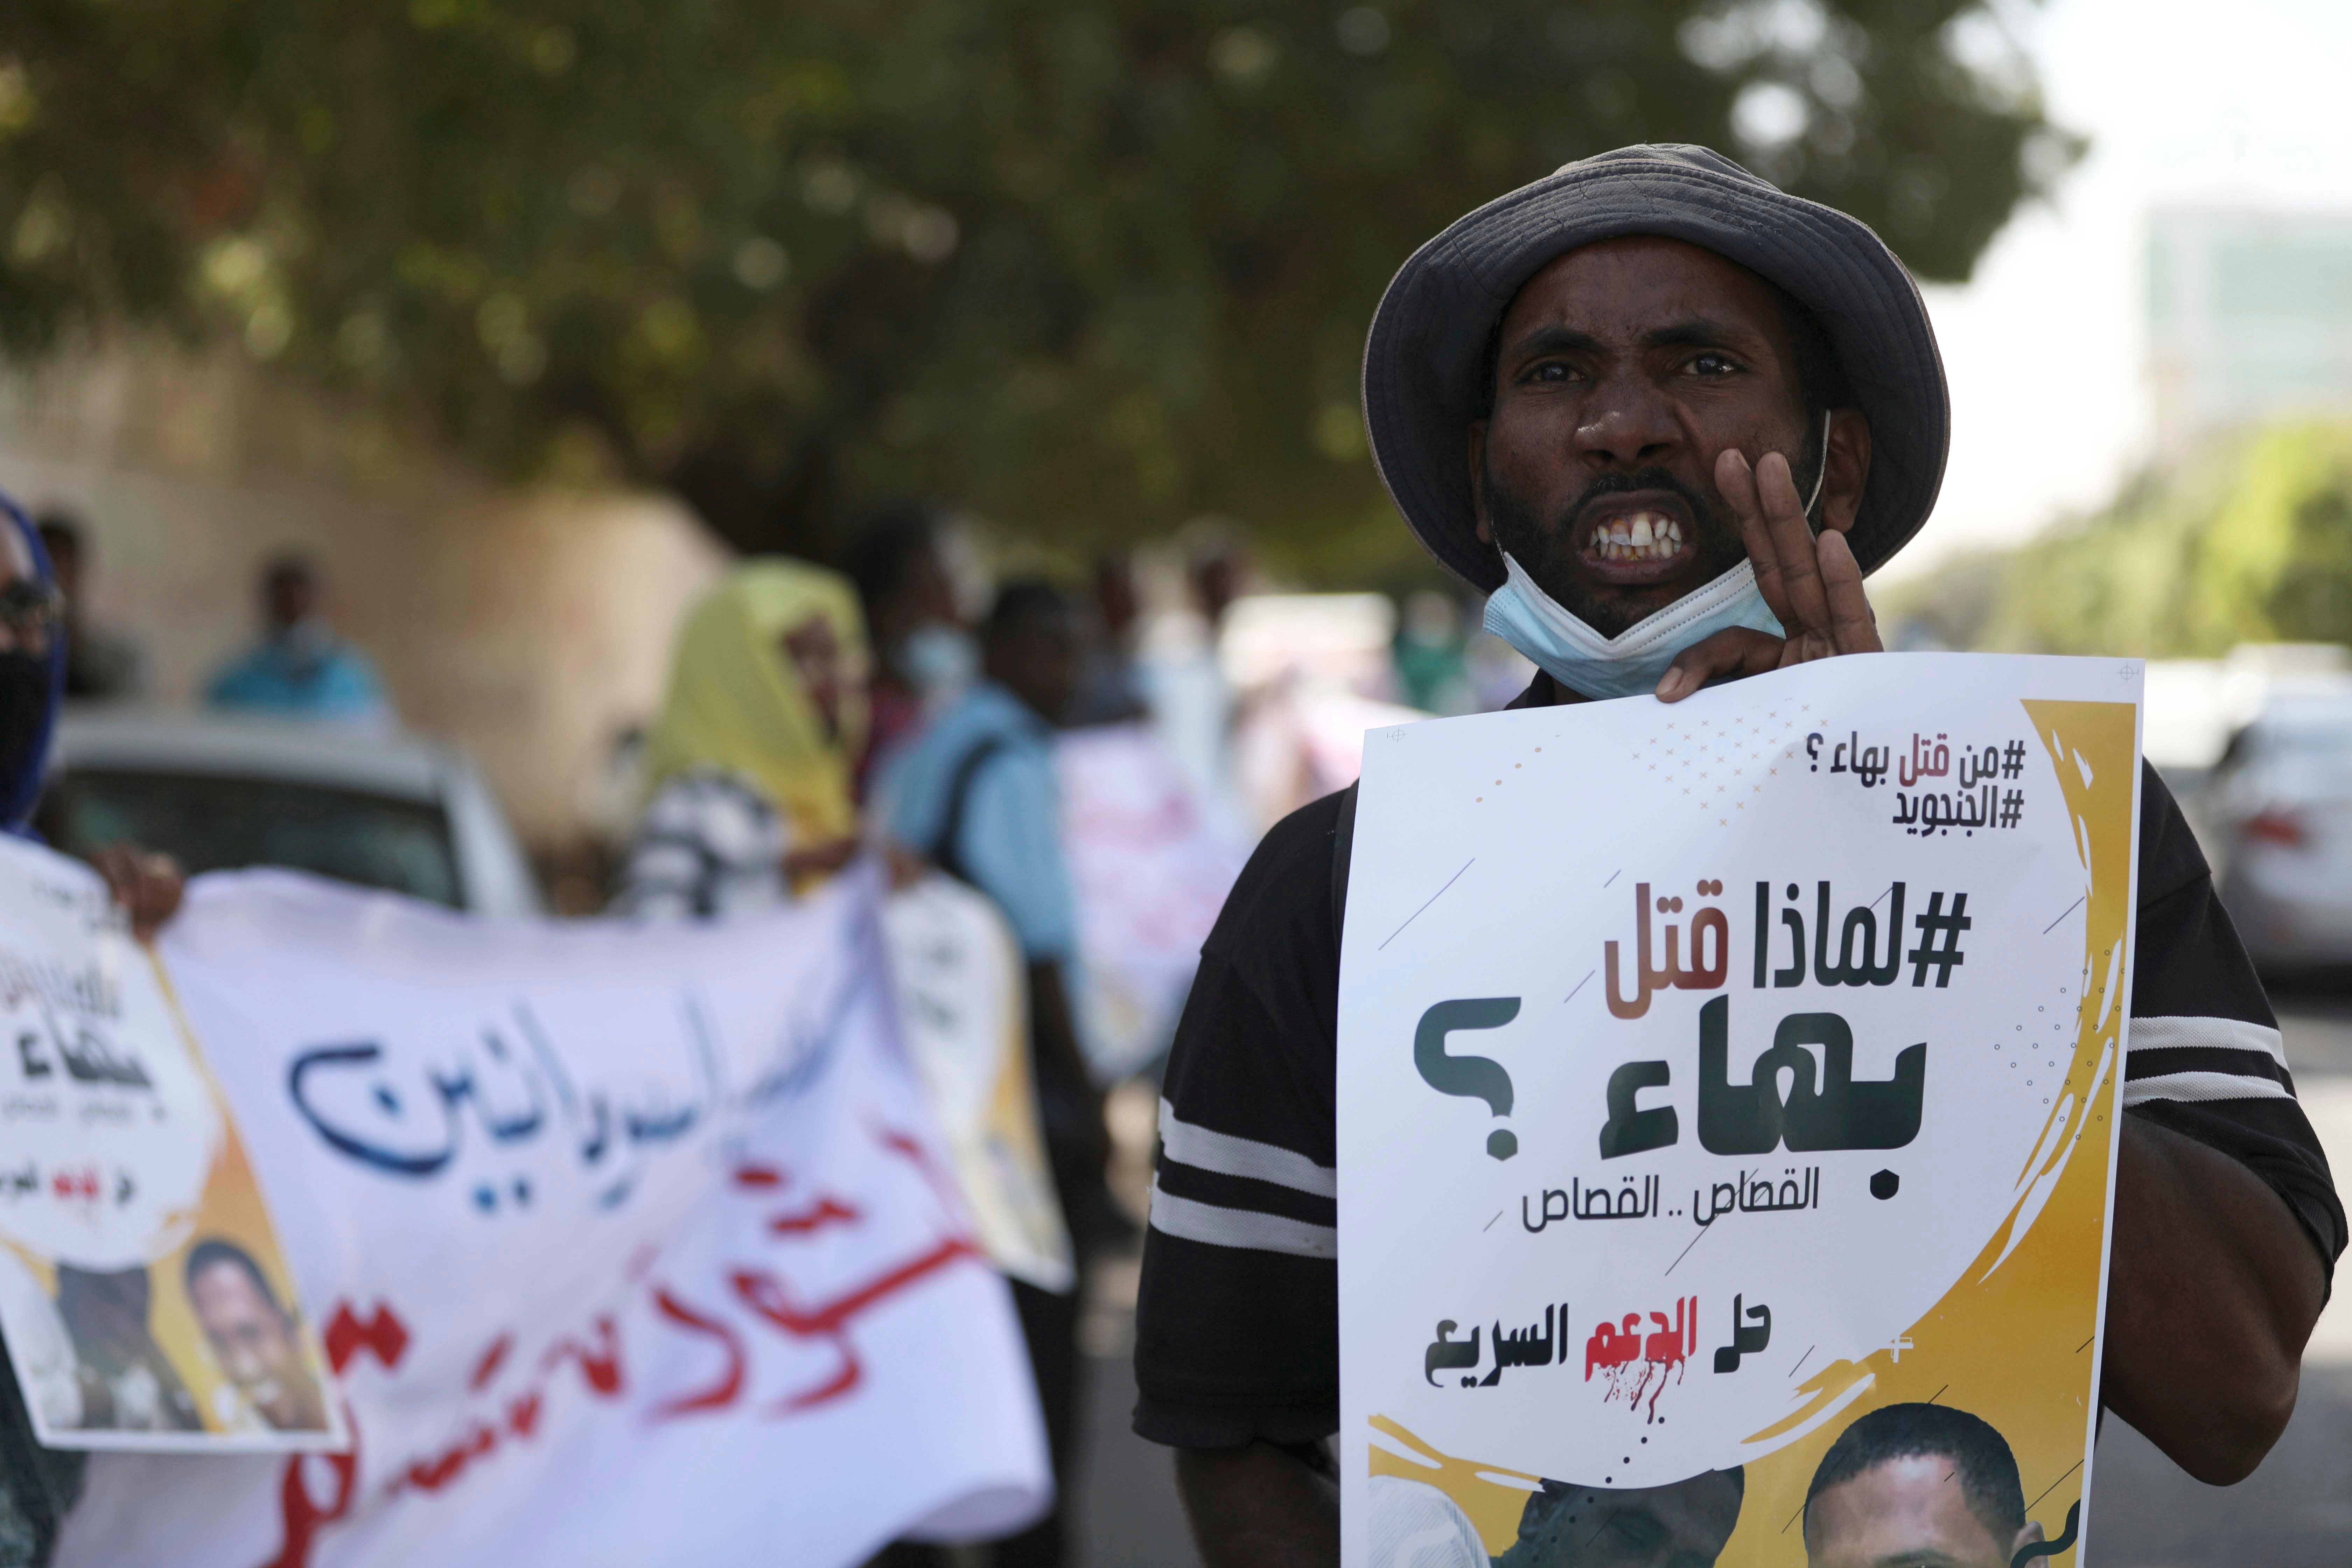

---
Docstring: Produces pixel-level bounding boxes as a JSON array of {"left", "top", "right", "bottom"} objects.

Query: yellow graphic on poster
[
  {"left": 1337, "top": 655, "right": 2141, "bottom": 1567},
  {"left": 0, "top": 835, "right": 346, "bottom": 1452}
]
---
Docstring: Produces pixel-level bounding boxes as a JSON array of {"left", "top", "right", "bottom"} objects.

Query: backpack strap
[
  {"left": 1329, "top": 781, "right": 1359, "bottom": 943},
  {"left": 931, "top": 733, "right": 1011, "bottom": 886}
]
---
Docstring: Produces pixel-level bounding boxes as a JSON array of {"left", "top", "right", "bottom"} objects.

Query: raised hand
[{"left": 1653, "top": 446, "right": 1880, "bottom": 702}]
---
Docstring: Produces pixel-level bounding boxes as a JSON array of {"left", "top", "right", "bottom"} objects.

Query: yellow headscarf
[{"left": 644, "top": 560, "right": 871, "bottom": 846}]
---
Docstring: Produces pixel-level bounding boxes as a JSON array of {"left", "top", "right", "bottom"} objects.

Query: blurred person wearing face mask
[
  {"left": 204, "top": 552, "right": 394, "bottom": 729},
  {"left": 618, "top": 560, "right": 870, "bottom": 918},
  {"left": 847, "top": 504, "right": 975, "bottom": 794},
  {"left": 0, "top": 493, "right": 182, "bottom": 1568}
]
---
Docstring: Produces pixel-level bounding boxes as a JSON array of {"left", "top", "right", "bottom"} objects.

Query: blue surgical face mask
[
  {"left": 1483, "top": 554, "right": 1786, "bottom": 701},
  {"left": 1481, "top": 418, "right": 1831, "bottom": 701},
  {"left": 899, "top": 623, "right": 978, "bottom": 698}
]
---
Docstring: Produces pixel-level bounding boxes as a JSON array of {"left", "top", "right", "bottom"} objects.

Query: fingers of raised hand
[
  {"left": 1814, "top": 529, "right": 1881, "bottom": 655},
  {"left": 1752, "top": 450, "right": 1835, "bottom": 633},
  {"left": 1715, "top": 448, "right": 1782, "bottom": 612},
  {"left": 1657, "top": 626, "right": 1787, "bottom": 702}
]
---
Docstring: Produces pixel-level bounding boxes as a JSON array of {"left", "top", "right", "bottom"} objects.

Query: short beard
[{"left": 1482, "top": 422, "right": 1824, "bottom": 637}]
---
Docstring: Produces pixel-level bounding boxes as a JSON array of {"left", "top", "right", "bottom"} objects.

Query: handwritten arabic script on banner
[
  {"left": 52, "top": 865, "right": 1049, "bottom": 1568},
  {"left": 1337, "top": 653, "right": 2142, "bottom": 1568}
]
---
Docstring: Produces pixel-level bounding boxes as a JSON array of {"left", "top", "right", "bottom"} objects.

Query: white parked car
[
  {"left": 2207, "top": 683, "right": 2352, "bottom": 969},
  {"left": 39, "top": 710, "right": 541, "bottom": 917}
]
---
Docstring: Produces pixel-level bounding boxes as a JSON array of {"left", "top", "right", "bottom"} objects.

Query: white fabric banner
[{"left": 57, "top": 864, "right": 1050, "bottom": 1568}]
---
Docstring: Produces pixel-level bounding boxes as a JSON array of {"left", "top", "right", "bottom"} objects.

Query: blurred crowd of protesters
[
  {"left": 589, "top": 501, "right": 1539, "bottom": 1568},
  {"left": 0, "top": 481, "right": 1526, "bottom": 1568}
]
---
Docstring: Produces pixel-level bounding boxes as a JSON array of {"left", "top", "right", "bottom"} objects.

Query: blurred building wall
[
  {"left": 0, "top": 349, "right": 727, "bottom": 849},
  {"left": 2150, "top": 210, "right": 2352, "bottom": 450}
]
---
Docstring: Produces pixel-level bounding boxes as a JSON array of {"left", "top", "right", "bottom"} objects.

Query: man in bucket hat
[{"left": 1132, "top": 146, "right": 2343, "bottom": 1565}]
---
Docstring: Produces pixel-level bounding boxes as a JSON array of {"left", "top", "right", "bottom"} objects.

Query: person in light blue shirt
[
  {"left": 205, "top": 553, "right": 394, "bottom": 728},
  {"left": 884, "top": 614, "right": 1077, "bottom": 963},
  {"left": 877, "top": 577, "right": 1106, "bottom": 1568}
]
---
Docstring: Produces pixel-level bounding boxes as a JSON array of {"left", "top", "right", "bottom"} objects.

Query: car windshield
[
  {"left": 2259, "top": 714, "right": 2352, "bottom": 783},
  {"left": 41, "top": 768, "right": 463, "bottom": 908}
]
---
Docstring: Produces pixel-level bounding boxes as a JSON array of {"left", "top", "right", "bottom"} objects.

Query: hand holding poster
[{"left": 1338, "top": 654, "right": 2143, "bottom": 1568}]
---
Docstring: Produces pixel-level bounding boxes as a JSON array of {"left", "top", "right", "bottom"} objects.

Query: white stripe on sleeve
[
  {"left": 2124, "top": 1071, "right": 2296, "bottom": 1107},
  {"left": 2127, "top": 1015, "right": 2287, "bottom": 1065},
  {"left": 1148, "top": 1178, "right": 1338, "bottom": 1259},
  {"left": 1159, "top": 1098, "right": 1338, "bottom": 1197}
]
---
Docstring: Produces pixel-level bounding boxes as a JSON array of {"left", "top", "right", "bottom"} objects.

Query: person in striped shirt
[{"left": 1133, "top": 145, "right": 2342, "bottom": 1567}]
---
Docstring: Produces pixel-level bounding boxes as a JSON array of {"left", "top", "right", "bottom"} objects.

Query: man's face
[
  {"left": 1496, "top": 1473, "right": 1743, "bottom": 1568},
  {"left": 266, "top": 569, "right": 317, "bottom": 632},
  {"left": 988, "top": 609, "right": 1080, "bottom": 725},
  {"left": 1804, "top": 1456, "right": 2038, "bottom": 1568},
  {"left": 1473, "top": 236, "right": 1816, "bottom": 637},
  {"left": 781, "top": 614, "right": 850, "bottom": 743},
  {"left": 191, "top": 1260, "right": 314, "bottom": 1427}
]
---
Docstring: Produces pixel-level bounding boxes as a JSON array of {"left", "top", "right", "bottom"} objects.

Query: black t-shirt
[{"left": 1132, "top": 682, "right": 2348, "bottom": 1450}]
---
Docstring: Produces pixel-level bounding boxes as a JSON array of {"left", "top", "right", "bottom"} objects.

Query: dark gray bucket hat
[{"left": 1362, "top": 143, "right": 1948, "bottom": 593}]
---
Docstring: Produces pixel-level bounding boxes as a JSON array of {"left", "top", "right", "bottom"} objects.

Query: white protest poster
[
  {"left": 882, "top": 871, "right": 1074, "bottom": 1293},
  {"left": 1338, "top": 653, "right": 2143, "bottom": 1568},
  {"left": 0, "top": 835, "right": 343, "bottom": 1453},
  {"left": 1057, "top": 722, "right": 1251, "bottom": 1081},
  {"left": 55, "top": 863, "right": 1049, "bottom": 1568}
]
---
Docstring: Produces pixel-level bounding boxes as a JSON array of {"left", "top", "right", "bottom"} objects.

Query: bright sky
[{"left": 1882, "top": 0, "right": 2352, "bottom": 581}]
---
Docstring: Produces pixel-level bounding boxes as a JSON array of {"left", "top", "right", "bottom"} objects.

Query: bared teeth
[{"left": 1590, "top": 511, "right": 1685, "bottom": 562}]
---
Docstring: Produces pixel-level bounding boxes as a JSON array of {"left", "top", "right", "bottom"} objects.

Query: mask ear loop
[{"left": 1802, "top": 408, "right": 1834, "bottom": 523}]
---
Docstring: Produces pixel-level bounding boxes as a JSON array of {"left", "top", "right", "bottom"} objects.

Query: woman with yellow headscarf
[{"left": 618, "top": 560, "right": 871, "bottom": 917}]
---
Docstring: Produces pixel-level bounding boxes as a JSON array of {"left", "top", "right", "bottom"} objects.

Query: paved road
[{"left": 1070, "top": 997, "right": 2352, "bottom": 1567}]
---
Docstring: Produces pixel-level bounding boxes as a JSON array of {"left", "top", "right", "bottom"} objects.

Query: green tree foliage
[
  {"left": 0, "top": 0, "right": 2070, "bottom": 563},
  {"left": 1905, "top": 423, "right": 2352, "bottom": 657}
]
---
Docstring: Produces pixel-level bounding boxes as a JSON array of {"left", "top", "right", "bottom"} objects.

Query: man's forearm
[
  {"left": 2103, "top": 1113, "right": 2326, "bottom": 1482},
  {"left": 1177, "top": 1443, "right": 1339, "bottom": 1568}
]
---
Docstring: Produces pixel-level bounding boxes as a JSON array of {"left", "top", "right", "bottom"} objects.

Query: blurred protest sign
[
  {"left": 0, "top": 836, "right": 342, "bottom": 1453},
  {"left": 1058, "top": 723, "right": 1250, "bottom": 1081},
  {"left": 1337, "top": 654, "right": 2143, "bottom": 1567},
  {"left": 882, "top": 872, "right": 1073, "bottom": 1292},
  {"left": 56, "top": 865, "right": 1048, "bottom": 1568}
]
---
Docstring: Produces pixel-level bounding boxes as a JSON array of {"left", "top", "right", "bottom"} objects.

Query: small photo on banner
[{"left": 0, "top": 834, "right": 344, "bottom": 1452}]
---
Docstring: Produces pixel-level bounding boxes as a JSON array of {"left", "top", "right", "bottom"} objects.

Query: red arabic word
[{"left": 1585, "top": 1295, "right": 1699, "bottom": 1423}]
